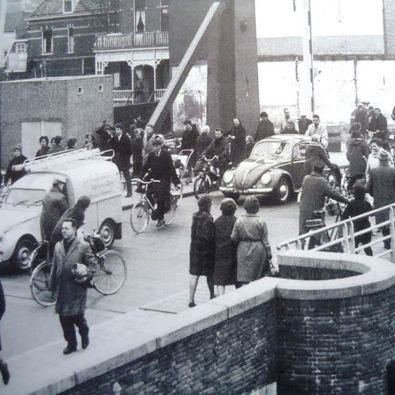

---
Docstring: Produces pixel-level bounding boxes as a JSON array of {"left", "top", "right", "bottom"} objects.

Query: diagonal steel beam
[{"left": 148, "top": 0, "right": 228, "bottom": 131}]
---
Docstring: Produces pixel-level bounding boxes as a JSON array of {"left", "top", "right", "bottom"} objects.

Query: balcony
[
  {"left": 95, "top": 31, "right": 169, "bottom": 51},
  {"left": 113, "top": 89, "right": 166, "bottom": 105}
]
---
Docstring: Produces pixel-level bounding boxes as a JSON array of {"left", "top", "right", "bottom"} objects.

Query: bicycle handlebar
[
  {"left": 131, "top": 178, "right": 161, "bottom": 185},
  {"left": 201, "top": 155, "right": 219, "bottom": 162}
]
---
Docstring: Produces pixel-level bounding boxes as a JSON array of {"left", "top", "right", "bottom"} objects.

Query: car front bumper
[{"left": 220, "top": 186, "right": 273, "bottom": 195}]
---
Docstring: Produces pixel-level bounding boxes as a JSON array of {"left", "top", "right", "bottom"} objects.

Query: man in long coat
[
  {"left": 255, "top": 112, "right": 274, "bottom": 142},
  {"left": 112, "top": 123, "right": 133, "bottom": 197},
  {"left": 367, "top": 150, "right": 395, "bottom": 249},
  {"left": 48, "top": 218, "right": 96, "bottom": 355},
  {"left": 299, "top": 161, "right": 348, "bottom": 235}
]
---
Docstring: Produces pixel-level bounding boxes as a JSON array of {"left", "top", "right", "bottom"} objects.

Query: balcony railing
[
  {"left": 113, "top": 89, "right": 167, "bottom": 104},
  {"left": 95, "top": 31, "right": 169, "bottom": 51}
]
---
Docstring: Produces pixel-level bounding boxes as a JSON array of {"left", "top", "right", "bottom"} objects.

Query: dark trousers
[
  {"left": 59, "top": 314, "right": 89, "bottom": 348},
  {"left": 119, "top": 166, "right": 132, "bottom": 195},
  {"left": 347, "top": 174, "right": 364, "bottom": 191},
  {"left": 147, "top": 182, "right": 170, "bottom": 220}
]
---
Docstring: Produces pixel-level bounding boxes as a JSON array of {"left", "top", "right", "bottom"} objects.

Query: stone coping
[
  {"left": 277, "top": 250, "right": 395, "bottom": 300},
  {"left": 4, "top": 252, "right": 395, "bottom": 395}
]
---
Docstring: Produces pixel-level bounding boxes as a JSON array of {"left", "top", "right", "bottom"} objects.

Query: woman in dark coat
[
  {"left": 213, "top": 198, "right": 238, "bottom": 295},
  {"left": 228, "top": 118, "right": 246, "bottom": 165},
  {"left": 0, "top": 280, "right": 10, "bottom": 385},
  {"left": 4, "top": 147, "right": 27, "bottom": 185},
  {"left": 189, "top": 195, "right": 215, "bottom": 307}
]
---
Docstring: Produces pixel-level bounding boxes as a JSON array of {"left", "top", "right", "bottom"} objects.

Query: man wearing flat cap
[
  {"left": 141, "top": 136, "right": 180, "bottom": 227},
  {"left": 367, "top": 149, "right": 395, "bottom": 249}
]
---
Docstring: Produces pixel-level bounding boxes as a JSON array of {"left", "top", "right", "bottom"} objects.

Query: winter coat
[
  {"left": 49, "top": 237, "right": 97, "bottom": 316},
  {"left": 4, "top": 155, "right": 27, "bottom": 185},
  {"left": 195, "top": 134, "right": 212, "bottom": 158},
  {"left": 228, "top": 125, "right": 246, "bottom": 165},
  {"left": 305, "top": 143, "right": 332, "bottom": 175},
  {"left": 112, "top": 134, "right": 132, "bottom": 169},
  {"left": 298, "top": 118, "right": 313, "bottom": 134},
  {"left": 299, "top": 173, "right": 348, "bottom": 234},
  {"left": 36, "top": 146, "right": 50, "bottom": 158},
  {"left": 201, "top": 136, "right": 230, "bottom": 173},
  {"left": 40, "top": 188, "right": 69, "bottom": 241},
  {"left": 141, "top": 149, "right": 180, "bottom": 186},
  {"left": 255, "top": 119, "right": 274, "bottom": 142},
  {"left": 213, "top": 215, "right": 237, "bottom": 286},
  {"left": 367, "top": 165, "right": 395, "bottom": 224},
  {"left": 346, "top": 138, "right": 370, "bottom": 176},
  {"left": 48, "top": 145, "right": 64, "bottom": 155},
  {"left": 181, "top": 125, "right": 199, "bottom": 150},
  {"left": 189, "top": 211, "right": 215, "bottom": 276},
  {"left": 231, "top": 214, "right": 271, "bottom": 282}
]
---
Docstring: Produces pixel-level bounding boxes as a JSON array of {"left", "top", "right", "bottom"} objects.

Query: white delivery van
[{"left": 0, "top": 149, "right": 123, "bottom": 271}]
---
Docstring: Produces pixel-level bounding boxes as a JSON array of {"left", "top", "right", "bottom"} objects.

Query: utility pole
[{"left": 302, "top": 0, "right": 315, "bottom": 115}]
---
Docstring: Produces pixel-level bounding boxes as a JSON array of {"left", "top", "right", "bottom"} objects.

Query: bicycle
[
  {"left": 303, "top": 206, "right": 343, "bottom": 252},
  {"left": 193, "top": 155, "right": 221, "bottom": 199},
  {"left": 29, "top": 233, "right": 127, "bottom": 307},
  {"left": 129, "top": 178, "right": 183, "bottom": 234}
]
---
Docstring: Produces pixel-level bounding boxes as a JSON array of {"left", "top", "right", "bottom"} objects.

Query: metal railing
[
  {"left": 95, "top": 31, "right": 169, "bottom": 50},
  {"left": 154, "top": 89, "right": 166, "bottom": 101},
  {"left": 114, "top": 90, "right": 134, "bottom": 103},
  {"left": 277, "top": 202, "right": 395, "bottom": 263}
]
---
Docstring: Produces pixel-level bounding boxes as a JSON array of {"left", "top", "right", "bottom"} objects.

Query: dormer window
[{"left": 64, "top": 0, "right": 73, "bottom": 13}]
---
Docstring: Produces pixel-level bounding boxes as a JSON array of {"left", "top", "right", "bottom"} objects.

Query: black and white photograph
[{"left": 1, "top": 0, "right": 395, "bottom": 393}]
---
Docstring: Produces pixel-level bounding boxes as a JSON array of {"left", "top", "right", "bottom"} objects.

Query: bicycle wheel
[
  {"left": 30, "top": 261, "right": 56, "bottom": 307},
  {"left": 130, "top": 201, "right": 149, "bottom": 234},
  {"left": 193, "top": 176, "right": 210, "bottom": 199},
  {"left": 93, "top": 251, "right": 127, "bottom": 295}
]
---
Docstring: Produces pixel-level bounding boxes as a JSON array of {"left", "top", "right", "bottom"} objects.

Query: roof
[{"left": 30, "top": 0, "right": 104, "bottom": 19}]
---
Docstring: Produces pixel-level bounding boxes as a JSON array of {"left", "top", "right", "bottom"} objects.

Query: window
[
  {"left": 67, "top": 25, "right": 74, "bottom": 53},
  {"left": 78, "top": 86, "right": 84, "bottom": 94},
  {"left": 135, "top": 0, "right": 146, "bottom": 32},
  {"left": 160, "top": 0, "right": 169, "bottom": 6},
  {"left": 64, "top": 0, "right": 73, "bottom": 13},
  {"left": 160, "top": 7, "right": 169, "bottom": 31},
  {"left": 42, "top": 27, "right": 53, "bottom": 54},
  {"left": 98, "top": 84, "right": 104, "bottom": 92},
  {"left": 15, "top": 42, "right": 26, "bottom": 53}
]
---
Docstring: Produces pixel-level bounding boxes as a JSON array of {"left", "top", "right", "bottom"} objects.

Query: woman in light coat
[{"left": 231, "top": 196, "right": 272, "bottom": 286}]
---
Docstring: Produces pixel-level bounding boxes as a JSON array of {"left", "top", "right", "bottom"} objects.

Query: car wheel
[
  {"left": 12, "top": 236, "right": 37, "bottom": 272},
  {"left": 99, "top": 220, "right": 115, "bottom": 248},
  {"left": 222, "top": 192, "right": 240, "bottom": 202},
  {"left": 274, "top": 177, "right": 291, "bottom": 204}
]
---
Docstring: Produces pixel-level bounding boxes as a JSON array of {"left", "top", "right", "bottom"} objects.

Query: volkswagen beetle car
[{"left": 220, "top": 134, "right": 310, "bottom": 203}]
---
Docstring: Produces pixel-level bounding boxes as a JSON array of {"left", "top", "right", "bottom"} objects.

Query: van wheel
[
  {"left": 12, "top": 237, "right": 36, "bottom": 272},
  {"left": 99, "top": 220, "right": 115, "bottom": 248}
]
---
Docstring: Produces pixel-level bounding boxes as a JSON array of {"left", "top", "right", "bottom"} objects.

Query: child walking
[{"left": 341, "top": 183, "right": 373, "bottom": 256}]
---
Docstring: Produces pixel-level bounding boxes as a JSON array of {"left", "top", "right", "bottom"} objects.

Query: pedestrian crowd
[{"left": 188, "top": 195, "right": 272, "bottom": 308}]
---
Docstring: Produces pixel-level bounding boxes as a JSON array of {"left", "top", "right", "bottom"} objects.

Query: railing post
[
  {"left": 343, "top": 223, "right": 350, "bottom": 253},
  {"left": 389, "top": 207, "right": 395, "bottom": 263},
  {"left": 348, "top": 221, "right": 355, "bottom": 254}
]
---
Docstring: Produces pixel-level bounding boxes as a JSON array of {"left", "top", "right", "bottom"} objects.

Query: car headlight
[
  {"left": 222, "top": 171, "right": 234, "bottom": 184},
  {"left": 260, "top": 173, "right": 272, "bottom": 185}
]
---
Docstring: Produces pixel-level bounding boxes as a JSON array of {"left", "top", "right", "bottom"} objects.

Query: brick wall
[
  {"left": 62, "top": 300, "right": 278, "bottom": 395},
  {"left": 4, "top": 252, "right": 395, "bottom": 395}
]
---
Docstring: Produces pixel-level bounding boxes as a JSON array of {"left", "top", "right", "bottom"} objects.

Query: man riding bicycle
[
  {"left": 141, "top": 136, "right": 180, "bottom": 227},
  {"left": 199, "top": 128, "right": 230, "bottom": 177}
]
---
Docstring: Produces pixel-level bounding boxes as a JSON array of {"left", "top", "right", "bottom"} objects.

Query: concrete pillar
[{"left": 207, "top": 0, "right": 259, "bottom": 134}]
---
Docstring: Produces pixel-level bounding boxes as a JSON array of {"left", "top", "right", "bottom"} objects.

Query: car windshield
[
  {"left": 4, "top": 188, "right": 46, "bottom": 207},
  {"left": 250, "top": 140, "right": 293, "bottom": 159}
]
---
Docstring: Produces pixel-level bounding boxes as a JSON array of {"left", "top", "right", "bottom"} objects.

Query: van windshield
[{"left": 5, "top": 188, "right": 46, "bottom": 207}]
